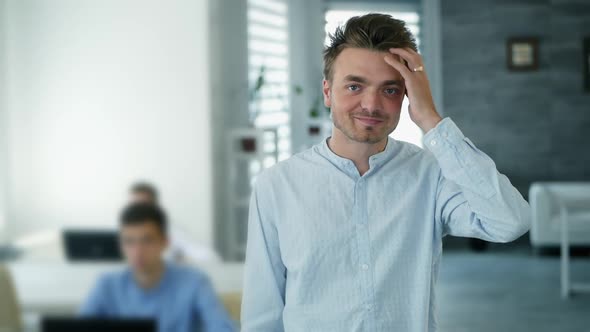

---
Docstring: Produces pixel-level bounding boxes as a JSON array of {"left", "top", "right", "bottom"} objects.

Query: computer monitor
[
  {"left": 62, "top": 229, "right": 123, "bottom": 262},
  {"left": 42, "top": 317, "right": 156, "bottom": 332}
]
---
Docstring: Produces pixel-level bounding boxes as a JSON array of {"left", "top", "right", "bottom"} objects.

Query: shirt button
[
  {"left": 430, "top": 139, "right": 437, "bottom": 146},
  {"left": 361, "top": 263, "right": 369, "bottom": 270}
]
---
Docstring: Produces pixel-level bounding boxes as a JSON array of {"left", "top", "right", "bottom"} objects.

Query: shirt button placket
[{"left": 354, "top": 178, "right": 375, "bottom": 326}]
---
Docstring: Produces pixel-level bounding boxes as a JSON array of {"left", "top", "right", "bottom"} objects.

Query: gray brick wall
[{"left": 441, "top": 0, "right": 590, "bottom": 197}]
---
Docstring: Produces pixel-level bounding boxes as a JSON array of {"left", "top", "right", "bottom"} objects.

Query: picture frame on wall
[
  {"left": 584, "top": 37, "right": 590, "bottom": 92},
  {"left": 507, "top": 37, "right": 539, "bottom": 71}
]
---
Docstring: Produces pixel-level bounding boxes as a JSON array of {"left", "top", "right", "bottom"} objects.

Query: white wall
[{"left": 2, "top": 0, "right": 214, "bottom": 248}]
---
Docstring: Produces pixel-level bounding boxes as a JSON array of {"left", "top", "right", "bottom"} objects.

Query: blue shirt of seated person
[
  {"left": 79, "top": 263, "right": 235, "bottom": 332},
  {"left": 79, "top": 202, "right": 235, "bottom": 332}
]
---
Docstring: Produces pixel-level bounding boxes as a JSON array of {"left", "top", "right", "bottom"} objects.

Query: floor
[{"left": 437, "top": 245, "right": 590, "bottom": 332}]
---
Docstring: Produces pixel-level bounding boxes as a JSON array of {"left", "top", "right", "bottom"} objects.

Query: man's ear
[{"left": 322, "top": 79, "right": 332, "bottom": 108}]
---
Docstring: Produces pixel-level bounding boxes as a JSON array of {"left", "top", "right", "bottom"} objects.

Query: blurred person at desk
[
  {"left": 129, "top": 182, "right": 221, "bottom": 263},
  {"left": 79, "top": 203, "right": 235, "bottom": 332}
]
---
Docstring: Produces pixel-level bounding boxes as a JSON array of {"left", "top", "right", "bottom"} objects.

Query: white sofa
[
  {"left": 529, "top": 182, "right": 590, "bottom": 298},
  {"left": 529, "top": 182, "right": 590, "bottom": 248}
]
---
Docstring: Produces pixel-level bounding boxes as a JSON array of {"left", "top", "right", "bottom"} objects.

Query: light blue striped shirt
[{"left": 241, "top": 118, "right": 530, "bottom": 331}]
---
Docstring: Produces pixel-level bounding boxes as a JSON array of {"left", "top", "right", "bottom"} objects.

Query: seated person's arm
[
  {"left": 193, "top": 274, "right": 236, "bottom": 332},
  {"left": 78, "top": 275, "right": 110, "bottom": 316}
]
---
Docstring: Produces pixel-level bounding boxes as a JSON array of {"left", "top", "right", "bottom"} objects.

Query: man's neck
[
  {"left": 134, "top": 261, "right": 165, "bottom": 290},
  {"left": 328, "top": 129, "right": 388, "bottom": 176}
]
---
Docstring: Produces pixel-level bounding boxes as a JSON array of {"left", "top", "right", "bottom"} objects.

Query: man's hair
[
  {"left": 130, "top": 181, "right": 158, "bottom": 202},
  {"left": 323, "top": 13, "right": 418, "bottom": 81},
  {"left": 120, "top": 202, "right": 167, "bottom": 235}
]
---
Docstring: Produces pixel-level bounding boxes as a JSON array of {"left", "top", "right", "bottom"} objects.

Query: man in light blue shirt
[
  {"left": 80, "top": 203, "right": 235, "bottom": 332},
  {"left": 241, "top": 13, "right": 530, "bottom": 331}
]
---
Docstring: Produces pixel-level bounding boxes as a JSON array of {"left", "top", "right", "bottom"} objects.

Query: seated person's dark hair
[
  {"left": 120, "top": 203, "right": 168, "bottom": 235},
  {"left": 130, "top": 181, "right": 159, "bottom": 201}
]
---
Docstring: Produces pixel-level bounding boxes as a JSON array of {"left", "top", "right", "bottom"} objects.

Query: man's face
[
  {"left": 130, "top": 192, "right": 156, "bottom": 205},
  {"left": 323, "top": 48, "right": 406, "bottom": 144},
  {"left": 120, "top": 221, "right": 168, "bottom": 274}
]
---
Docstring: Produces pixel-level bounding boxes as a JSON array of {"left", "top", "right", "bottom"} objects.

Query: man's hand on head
[{"left": 384, "top": 48, "right": 442, "bottom": 133}]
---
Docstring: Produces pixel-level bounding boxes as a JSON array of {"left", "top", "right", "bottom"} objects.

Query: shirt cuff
[
  {"left": 422, "top": 117, "right": 464, "bottom": 156},
  {"left": 422, "top": 117, "right": 496, "bottom": 198}
]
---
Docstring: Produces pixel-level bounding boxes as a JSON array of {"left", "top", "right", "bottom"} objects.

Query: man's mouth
[{"left": 354, "top": 116, "right": 384, "bottom": 126}]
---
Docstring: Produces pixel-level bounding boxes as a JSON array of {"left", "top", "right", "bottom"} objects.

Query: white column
[
  {"left": 0, "top": 0, "right": 8, "bottom": 244},
  {"left": 288, "top": 0, "right": 327, "bottom": 153},
  {"left": 209, "top": 0, "right": 249, "bottom": 259}
]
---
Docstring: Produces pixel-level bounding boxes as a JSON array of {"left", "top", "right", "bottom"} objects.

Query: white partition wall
[{"left": 1, "top": 0, "right": 215, "bottom": 248}]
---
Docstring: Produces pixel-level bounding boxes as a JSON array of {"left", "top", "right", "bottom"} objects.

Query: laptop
[
  {"left": 62, "top": 229, "right": 123, "bottom": 262},
  {"left": 42, "top": 317, "right": 156, "bottom": 332}
]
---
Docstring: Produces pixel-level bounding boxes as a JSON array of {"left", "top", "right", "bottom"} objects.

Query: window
[
  {"left": 324, "top": 9, "right": 424, "bottom": 148},
  {"left": 248, "top": 0, "right": 291, "bottom": 167}
]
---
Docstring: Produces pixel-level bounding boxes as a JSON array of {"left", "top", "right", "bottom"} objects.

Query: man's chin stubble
[{"left": 333, "top": 117, "right": 392, "bottom": 144}]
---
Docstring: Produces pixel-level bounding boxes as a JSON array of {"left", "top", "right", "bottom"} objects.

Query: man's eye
[
  {"left": 347, "top": 85, "right": 361, "bottom": 92},
  {"left": 385, "top": 88, "right": 399, "bottom": 95}
]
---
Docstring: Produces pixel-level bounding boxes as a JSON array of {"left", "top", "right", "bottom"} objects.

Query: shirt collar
[{"left": 315, "top": 136, "right": 397, "bottom": 179}]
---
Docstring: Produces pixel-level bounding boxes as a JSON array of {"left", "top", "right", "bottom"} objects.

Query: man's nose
[{"left": 360, "top": 89, "right": 383, "bottom": 114}]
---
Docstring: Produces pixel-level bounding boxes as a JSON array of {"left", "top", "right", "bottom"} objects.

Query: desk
[{"left": 7, "top": 262, "right": 244, "bottom": 315}]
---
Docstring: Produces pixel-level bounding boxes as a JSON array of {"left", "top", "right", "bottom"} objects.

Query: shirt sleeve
[
  {"left": 424, "top": 117, "right": 531, "bottom": 242},
  {"left": 241, "top": 178, "right": 286, "bottom": 331},
  {"left": 192, "top": 274, "right": 236, "bottom": 332},
  {"left": 78, "top": 275, "right": 109, "bottom": 316}
]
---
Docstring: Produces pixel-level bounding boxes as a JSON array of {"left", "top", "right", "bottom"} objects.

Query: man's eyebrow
[
  {"left": 343, "top": 75, "right": 368, "bottom": 83},
  {"left": 382, "top": 80, "right": 404, "bottom": 86},
  {"left": 342, "top": 75, "right": 403, "bottom": 87}
]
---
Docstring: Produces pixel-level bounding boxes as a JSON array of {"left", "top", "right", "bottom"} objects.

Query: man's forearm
[{"left": 425, "top": 117, "right": 531, "bottom": 241}]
